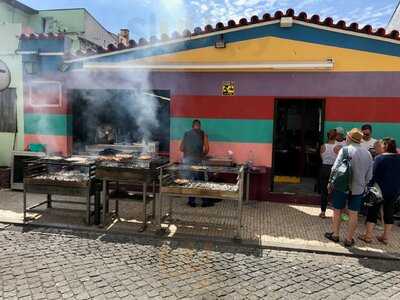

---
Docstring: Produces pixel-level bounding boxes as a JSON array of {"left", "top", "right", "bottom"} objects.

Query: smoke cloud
[{"left": 32, "top": 4, "right": 193, "bottom": 156}]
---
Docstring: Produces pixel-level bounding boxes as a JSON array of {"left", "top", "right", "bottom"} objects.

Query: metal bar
[
  {"left": 237, "top": 167, "right": 245, "bottom": 239},
  {"left": 246, "top": 171, "right": 250, "bottom": 202},
  {"left": 168, "top": 195, "right": 173, "bottom": 222},
  {"left": 155, "top": 193, "right": 160, "bottom": 227},
  {"left": 152, "top": 180, "right": 156, "bottom": 218},
  {"left": 102, "top": 179, "right": 107, "bottom": 227},
  {"left": 47, "top": 200, "right": 86, "bottom": 205},
  {"left": 158, "top": 193, "right": 238, "bottom": 200},
  {"left": 47, "top": 194, "right": 52, "bottom": 208},
  {"left": 86, "top": 191, "right": 90, "bottom": 225},
  {"left": 157, "top": 166, "right": 163, "bottom": 228},
  {"left": 115, "top": 199, "right": 119, "bottom": 219},
  {"left": 94, "top": 188, "right": 101, "bottom": 225},
  {"left": 140, "top": 182, "right": 147, "bottom": 232},
  {"left": 26, "top": 200, "right": 48, "bottom": 211},
  {"left": 23, "top": 190, "right": 27, "bottom": 222}
]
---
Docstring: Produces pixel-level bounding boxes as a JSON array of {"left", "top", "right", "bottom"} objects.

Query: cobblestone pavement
[
  {"left": 1, "top": 226, "right": 400, "bottom": 300},
  {"left": 2, "top": 190, "right": 400, "bottom": 257}
]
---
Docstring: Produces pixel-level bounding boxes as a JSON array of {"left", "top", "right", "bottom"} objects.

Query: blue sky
[{"left": 20, "top": 0, "right": 399, "bottom": 39}]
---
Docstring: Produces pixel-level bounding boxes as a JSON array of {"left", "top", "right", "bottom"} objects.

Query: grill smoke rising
[
  {"left": 37, "top": 2, "right": 192, "bottom": 155},
  {"left": 71, "top": 86, "right": 161, "bottom": 151},
  {"left": 129, "top": 90, "right": 159, "bottom": 144}
]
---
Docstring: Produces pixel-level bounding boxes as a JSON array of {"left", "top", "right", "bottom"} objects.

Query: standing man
[
  {"left": 96, "top": 124, "right": 116, "bottom": 144},
  {"left": 360, "top": 124, "right": 377, "bottom": 153},
  {"left": 325, "top": 128, "right": 373, "bottom": 247},
  {"left": 180, "top": 119, "right": 212, "bottom": 207}
]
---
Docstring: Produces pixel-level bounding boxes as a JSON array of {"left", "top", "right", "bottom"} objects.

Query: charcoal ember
[
  {"left": 116, "top": 153, "right": 133, "bottom": 160},
  {"left": 97, "top": 160, "right": 150, "bottom": 169},
  {"left": 97, "top": 161, "right": 119, "bottom": 168},
  {"left": 42, "top": 156, "right": 64, "bottom": 161},
  {"left": 34, "top": 170, "right": 89, "bottom": 182},
  {"left": 65, "top": 156, "right": 94, "bottom": 164}
]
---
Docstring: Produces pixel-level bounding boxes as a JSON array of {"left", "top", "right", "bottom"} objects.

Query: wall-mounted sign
[
  {"left": 0, "top": 59, "right": 11, "bottom": 92},
  {"left": 222, "top": 81, "right": 235, "bottom": 96},
  {"left": 30, "top": 81, "right": 62, "bottom": 108}
]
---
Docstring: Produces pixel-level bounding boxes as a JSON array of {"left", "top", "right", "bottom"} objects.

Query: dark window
[{"left": 0, "top": 88, "right": 17, "bottom": 133}]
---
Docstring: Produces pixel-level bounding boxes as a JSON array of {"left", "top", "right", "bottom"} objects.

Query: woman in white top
[{"left": 319, "top": 129, "right": 339, "bottom": 218}]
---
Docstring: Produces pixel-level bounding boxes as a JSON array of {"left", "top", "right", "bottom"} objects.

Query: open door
[{"left": 272, "top": 99, "right": 324, "bottom": 194}]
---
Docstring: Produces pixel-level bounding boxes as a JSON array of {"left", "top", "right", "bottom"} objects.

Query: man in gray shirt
[
  {"left": 325, "top": 128, "right": 373, "bottom": 247},
  {"left": 180, "top": 119, "right": 212, "bottom": 207}
]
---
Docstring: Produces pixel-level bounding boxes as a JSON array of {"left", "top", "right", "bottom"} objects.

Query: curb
[{"left": 2, "top": 220, "right": 399, "bottom": 261}]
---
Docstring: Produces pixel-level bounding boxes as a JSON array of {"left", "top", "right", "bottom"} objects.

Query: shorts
[
  {"left": 366, "top": 197, "right": 396, "bottom": 225},
  {"left": 332, "top": 191, "right": 363, "bottom": 212}
]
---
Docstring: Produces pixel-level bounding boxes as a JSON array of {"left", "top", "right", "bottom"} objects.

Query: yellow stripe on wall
[{"left": 130, "top": 36, "right": 400, "bottom": 72}]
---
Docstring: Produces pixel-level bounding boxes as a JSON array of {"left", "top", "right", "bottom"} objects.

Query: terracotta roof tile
[
  {"left": 20, "top": 32, "right": 65, "bottom": 40},
  {"left": 30, "top": 8, "right": 400, "bottom": 59}
]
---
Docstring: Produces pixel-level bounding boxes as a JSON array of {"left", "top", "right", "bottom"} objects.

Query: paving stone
[{"left": 1, "top": 226, "right": 400, "bottom": 300}]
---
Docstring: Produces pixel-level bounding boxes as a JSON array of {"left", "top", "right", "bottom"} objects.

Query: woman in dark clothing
[
  {"left": 359, "top": 138, "right": 400, "bottom": 244},
  {"left": 319, "top": 129, "right": 338, "bottom": 218}
]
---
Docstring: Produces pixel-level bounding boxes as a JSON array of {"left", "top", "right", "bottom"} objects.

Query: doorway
[{"left": 272, "top": 99, "right": 324, "bottom": 194}]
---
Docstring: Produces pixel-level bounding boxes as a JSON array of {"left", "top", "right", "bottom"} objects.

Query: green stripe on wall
[
  {"left": 24, "top": 114, "right": 72, "bottom": 136},
  {"left": 171, "top": 118, "right": 273, "bottom": 143},
  {"left": 325, "top": 121, "right": 400, "bottom": 142}
]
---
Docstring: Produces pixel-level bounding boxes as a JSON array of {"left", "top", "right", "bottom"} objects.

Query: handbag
[
  {"left": 329, "top": 147, "right": 352, "bottom": 192},
  {"left": 364, "top": 183, "right": 383, "bottom": 207},
  {"left": 394, "top": 194, "right": 400, "bottom": 218}
]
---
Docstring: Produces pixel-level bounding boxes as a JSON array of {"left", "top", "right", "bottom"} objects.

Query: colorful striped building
[{"left": 20, "top": 9, "right": 400, "bottom": 200}]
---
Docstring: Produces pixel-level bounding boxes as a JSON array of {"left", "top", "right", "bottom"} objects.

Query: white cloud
[
  {"left": 200, "top": 4, "right": 209, "bottom": 13},
  {"left": 181, "top": 0, "right": 395, "bottom": 35}
]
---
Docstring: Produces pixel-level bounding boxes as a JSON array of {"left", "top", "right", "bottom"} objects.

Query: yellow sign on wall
[{"left": 222, "top": 81, "right": 235, "bottom": 96}]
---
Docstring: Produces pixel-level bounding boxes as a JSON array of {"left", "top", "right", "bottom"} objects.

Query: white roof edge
[
  {"left": 80, "top": 60, "right": 335, "bottom": 71},
  {"left": 298, "top": 21, "right": 400, "bottom": 45}
]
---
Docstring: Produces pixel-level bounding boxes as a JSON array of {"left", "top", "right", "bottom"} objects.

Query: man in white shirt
[
  {"left": 325, "top": 128, "right": 373, "bottom": 247},
  {"left": 360, "top": 124, "right": 377, "bottom": 152}
]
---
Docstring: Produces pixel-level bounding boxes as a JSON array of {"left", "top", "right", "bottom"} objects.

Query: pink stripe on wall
[
  {"left": 170, "top": 140, "right": 272, "bottom": 167},
  {"left": 24, "top": 135, "right": 72, "bottom": 155}
]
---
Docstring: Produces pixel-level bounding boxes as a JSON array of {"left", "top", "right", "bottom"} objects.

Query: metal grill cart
[
  {"left": 158, "top": 163, "right": 245, "bottom": 239},
  {"left": 96, "top": 156, "right": 168, "bottom": 231},
  {"left": 23, "top": 156, "right": 99, "bottom": 225}
]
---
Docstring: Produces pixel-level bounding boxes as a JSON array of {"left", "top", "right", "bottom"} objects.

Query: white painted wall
[
  {"left": 0, "top": 23, "right": 25, "bottom": 166},
  {"left": 83, "top": 11, "right": 117, "bottom": 48}
]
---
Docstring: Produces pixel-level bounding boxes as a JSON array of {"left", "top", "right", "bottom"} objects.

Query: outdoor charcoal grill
[
  {"left": 23, "top": 156, "right": 100, "bottom": 225},
  {"left": 96, "top": 155, "right": 169, "bottom": 231},
  {"left": 85, "top": 142, "right": 159, "bottom": 156},
  {"left": 158, "top": 163, "right": 245, "bottom": 239}
]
